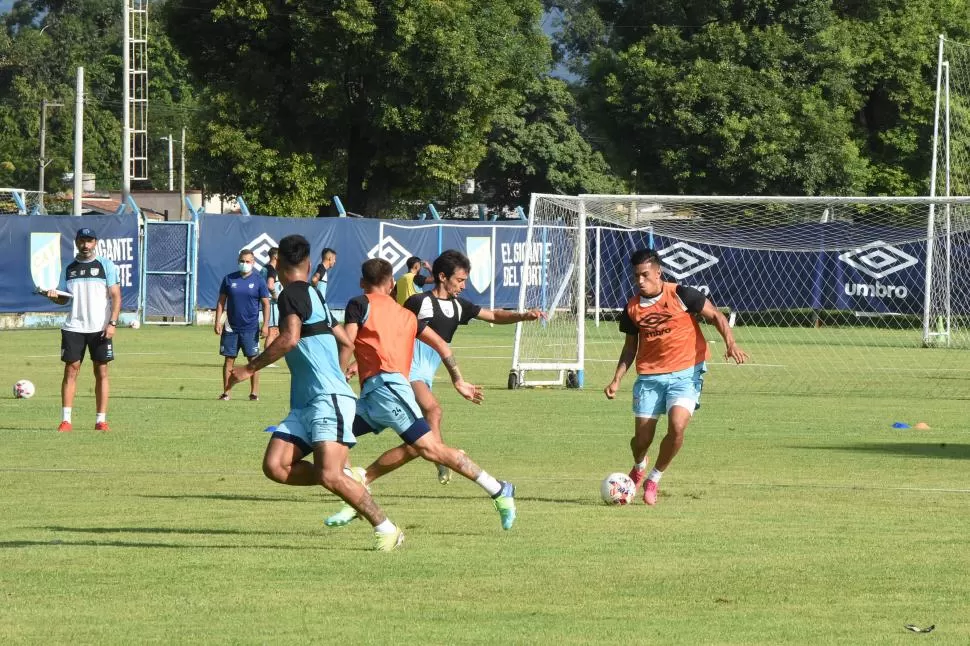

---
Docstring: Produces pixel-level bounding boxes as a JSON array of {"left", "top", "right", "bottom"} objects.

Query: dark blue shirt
[{"left": 220, "top": 270, "right": 270, "bottom": 331}]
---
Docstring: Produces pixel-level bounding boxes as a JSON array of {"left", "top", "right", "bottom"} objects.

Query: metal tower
[{"left": 123, "top": 0, "right": 148, "bottom": 203}]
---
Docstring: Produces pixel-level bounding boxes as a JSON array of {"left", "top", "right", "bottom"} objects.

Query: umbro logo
[
  {"left": 636, "top": 312, "right": 672, "bottom": 330},
  {"left": 658, "top": 242, "right": 718, "bottom": 280},
  {"left": 838, "top": 241, "right": 918, "bottom": 279},
  {"left": 367, "top": 236, "right": 413, "bottom": 274},
  {"left": 243, "top": 233, "right": 279, "bottom": 271}
]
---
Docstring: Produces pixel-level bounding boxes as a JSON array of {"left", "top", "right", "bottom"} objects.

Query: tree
[
  {"left": 477, "top": 75, "right": 623, "bottom": 208},
  {"left": 550, "top": 0, "right": 970, "bottom": 196},
  {"left": 165, "top": 0, "right": 549, "bottom": 216}
]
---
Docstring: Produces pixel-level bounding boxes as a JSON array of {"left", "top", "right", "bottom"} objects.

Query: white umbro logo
[
  {"left": 243, "top": 233, "right": 279, "bottom": 271},
  {"left": 658, "top": 242, "right": 719, "bottom": 280},
  {"left": 367, "top": 235, "right": 413, "bottom": 274},
  {"left": 838, "top": 241, "right": 918, "bottom": 279}
]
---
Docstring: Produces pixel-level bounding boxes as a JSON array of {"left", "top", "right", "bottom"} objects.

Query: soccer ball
[
  {"left": 601, "top": 472, "right": 635, "bottom": 505},
  {"left": 13, "top": 379, "right": 35, "bottom": 399},
  {"left": 129, "top": 319, "right": 141, "bottom": 329}
]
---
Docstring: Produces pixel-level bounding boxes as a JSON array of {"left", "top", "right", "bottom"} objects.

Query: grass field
[{"left": 2, "top": 323, "right": 970, "bottom": 644}]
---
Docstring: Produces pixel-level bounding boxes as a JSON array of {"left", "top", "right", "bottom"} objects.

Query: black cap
[{"left": 75, "top": 227, "right": 97, "bottom": 240}]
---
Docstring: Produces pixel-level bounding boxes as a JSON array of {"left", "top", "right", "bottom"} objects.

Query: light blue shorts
[
  {"left": 353, "top": 373, "right": 431, "bottom": 445},
  {"left": 409, "top": 340, "right": 441, "bottom": 389},
  {"left": 268, "top": 302, "right": 280, "bottom": 327},
  {"left": 272, "top": 393, "right": 358, "bottom": 453},
  {"left": 632, "top": 363, "right": 706, "bottom": 419}
]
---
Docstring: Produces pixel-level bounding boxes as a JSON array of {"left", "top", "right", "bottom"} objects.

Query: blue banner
[
  {"left": 197, "top": 216, "right": 529, "bottom": 309},
  {"left": 1, "top": 214, "right": 139, "bottom": 312}
]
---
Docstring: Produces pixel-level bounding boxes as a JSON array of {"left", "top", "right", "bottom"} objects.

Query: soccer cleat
[
  {"left": 492, "top": 481, "right": 516, "bottom": 530},
  {"left": 218, "top": 393, "right": 230, "bottom": 401},
  {"left": 643, "top": 479, "right": 659, "bottom": 506},
  {"left": 436, "top": 464, "right": 451, "bottom": 485},
  {"left": 373, "top": 527, "right": 405, "bottom": 552},
  {"left": 94, "top": 421, "right": 110, "bottom": 432},
  {"left": 57, "top": 421, "right": 72, "bottom": 433},
  {"left": 628, "top": 463, "right": 647, "bottom": 491},
  {"left": 325, "top": 503, "right": 359, "bottom": 527},
  {"left": 248, "top": 394, "right": 259, "bottom": 401}
]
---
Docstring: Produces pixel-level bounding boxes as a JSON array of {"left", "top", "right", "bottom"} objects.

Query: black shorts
[{"left": 61, "top": 330, "right": 115, "bottom": 363}]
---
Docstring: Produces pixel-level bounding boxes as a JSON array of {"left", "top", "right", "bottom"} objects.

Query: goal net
[{"left": 510, "top": 194, "right": 970, "bottom": 400}]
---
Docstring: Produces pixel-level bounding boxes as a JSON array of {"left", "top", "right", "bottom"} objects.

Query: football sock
[
  {"left": 475, "top": 472, "right": 502, "bottom": 496},
  {"left": 634, "top": 459, "right": 647, "bottom": 470},
  {"left": 374, "top": 519, "right": 396, "bottom": 534},
  {"left": 96, "top": 412, "right": 106, "bottom": 424},
  {"left": 648, "top": 468, "right": 663, "bottom": 483},
  {"left": 62, "top": 407, "right": 72, "bottom": 423}
]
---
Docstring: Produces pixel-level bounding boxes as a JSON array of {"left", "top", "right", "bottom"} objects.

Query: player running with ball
[{"left": 605, "top": 248, "right": 748, "bottom": 506}]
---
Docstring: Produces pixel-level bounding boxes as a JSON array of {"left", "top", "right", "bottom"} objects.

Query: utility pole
[
  {"left": 72, "top": 67, "right": 84, "bottom": 216},
  {"left": 38, "top": 98, "right": 63, "bottom": 214},
  {"left": 179, "top": 127, "right": 186, "bottom": 220},
  {"left": 167, "top": 134, "right": 174, "bottom": 191}
]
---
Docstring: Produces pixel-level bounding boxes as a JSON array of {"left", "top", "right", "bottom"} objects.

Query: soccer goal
[
  {"left": 509, "top": 194, "right": 970, "bottom": 399},
  {"left": 0, "top": 188, "right": 45, "bottom": 215}
]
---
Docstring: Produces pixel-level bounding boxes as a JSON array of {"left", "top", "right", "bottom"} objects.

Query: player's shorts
[
  {"left": 353, "top": 372, "right": 431, "bottom": 445},
  {"left": 632, "top": 362, "right": 706, "bottom": 419},
  {"left": 268, "top": 302, "right": 280, "bottom": 328},
  {"left": 409, "top": 339, "right": 441, "bottom": 388},
  {"left": 272, "top": 393, "right": 358, "bottom": 453},
  {"left": 220, "top": 329, "right": 260, "bottom": 358},
  {"left": 61, "top": 329, "right": 114, "bottom": 363}
]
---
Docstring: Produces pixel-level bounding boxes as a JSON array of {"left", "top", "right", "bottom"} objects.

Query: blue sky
[{"left": 0, "top": 0, "right": 13, "bottom": 12}]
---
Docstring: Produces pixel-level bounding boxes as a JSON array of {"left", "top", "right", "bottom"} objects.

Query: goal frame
[{"left": 509, "top": 193, "right": 970, "bottom": 389}]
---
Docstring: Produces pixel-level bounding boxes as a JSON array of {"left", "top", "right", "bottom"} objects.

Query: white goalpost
[{"left": 510, "top": 194, "right": 970, "bottom": 400}]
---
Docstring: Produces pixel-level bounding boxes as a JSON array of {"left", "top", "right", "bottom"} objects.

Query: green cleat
[
  {"left": 325, "top": 503, "right": 358, "bottom": 527},
  {"left": 492, "top": 481, "right": 516, "bottom": 530},
  {"left": 374, "top": 527, "right": 405, "bottom": 552}
]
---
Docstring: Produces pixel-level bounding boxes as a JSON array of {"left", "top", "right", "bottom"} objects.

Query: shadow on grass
[
  {"left": 139, "top": 494, "right": 316, "bottom": 503},
  {"left": 42, "top": 525, "right": 308, "bottom": 537},
  {"left": 792, "top": 442, "right": 970, "bottom": 460},
  {"left": 139, "top": 492, "right": 596, "bottom": 506},
  {"left": 0, "top": 539, "right": 368, "bottom": 551}
]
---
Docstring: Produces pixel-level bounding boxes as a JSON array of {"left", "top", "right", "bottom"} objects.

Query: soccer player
[
  {"left": 393, "top": 255, "right": 431, "bottom": 305},
  {"left": 325, "top": 258, "right": 517, "bottom": 531},
  {"left": 261, "top": 247, "right": 283, "bottom": 366},
  {"left": 215, "top": 249, "right": 270, "bottom": 400},
  {"left": 604, "top": 248, "right": 748, "bottom": 506},
  {"left": 45, "top": 227, "right": 121, "bottom": 432},
  {"left": 350, "top": 249, "right": 543, "bottom": 486},
  {"left": 228, "top": 235, "right": 404, "bottom": 551},
  {"left": 309, "top": 247, "right": 336, "bottom": 296}
]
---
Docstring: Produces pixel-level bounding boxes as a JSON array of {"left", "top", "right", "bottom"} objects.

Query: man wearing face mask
[
  {"left": 215, "top": 249, "right": 271, "bottom": 401},
  {"left": 45, "top": 227, "right": 121, "bottom": 432}
]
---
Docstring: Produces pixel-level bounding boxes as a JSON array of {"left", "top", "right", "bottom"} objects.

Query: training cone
[
  {"left": 913, "top": 422, "right": 931, "bottom": 430},
  {"left": 892, "top": 422, "right": 911, "bottom": 429}
]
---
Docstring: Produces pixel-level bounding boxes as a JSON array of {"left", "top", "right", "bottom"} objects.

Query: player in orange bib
[{"left": 604, "top": 248, "right": 748, "bottom": 506}]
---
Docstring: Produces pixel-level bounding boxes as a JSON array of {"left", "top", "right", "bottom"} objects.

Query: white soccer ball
[
  {"left": 13, "top": 379, "right": 35, "bottom": 399},
  {"left": 601, "top": 472, "right": 635, "bottom": 505},
  {"left": 129, "top": 319, "right": 141, "bottom": 329}
]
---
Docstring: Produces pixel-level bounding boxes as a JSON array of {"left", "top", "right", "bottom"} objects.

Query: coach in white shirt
[{"left": 46, "top": 227, "right": 122, "bottom": 433}]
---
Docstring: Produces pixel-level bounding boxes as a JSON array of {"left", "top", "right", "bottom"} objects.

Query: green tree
[
  {"left": 165, "top": 0, "right": 549, "bottom": 216},
  {"left": 0, "top": 0, "right": 199, "bottom": 205},
  {"left": 549, "top": 0, "right": 970, "bottom": 196},
  {"left": 477, "top": 75, "right": 623, "bottom": 208}
]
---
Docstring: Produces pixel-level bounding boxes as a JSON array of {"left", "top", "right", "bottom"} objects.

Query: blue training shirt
[
  {"left": 277, "top": 281, "right": 356, "bottom": 409},
  {"left": 220, "top": 270, "right": 270, "bottom": 331},
  {"left": 61, "top": 255, "right": 120, "bottom": 334}
]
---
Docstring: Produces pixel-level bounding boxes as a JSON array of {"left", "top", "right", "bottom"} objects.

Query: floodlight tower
[{"left": 122, "top": 0, "right": 149, "bottom": 208}]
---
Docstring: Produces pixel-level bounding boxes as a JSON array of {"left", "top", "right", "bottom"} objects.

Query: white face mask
[{"left": 239, "top": 262, "right": 253, "bottom": 274}]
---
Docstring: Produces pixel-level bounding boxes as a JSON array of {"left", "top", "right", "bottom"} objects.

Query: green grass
[{"left": 2, "top": 324, "right": 970, "bottom": 644}]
